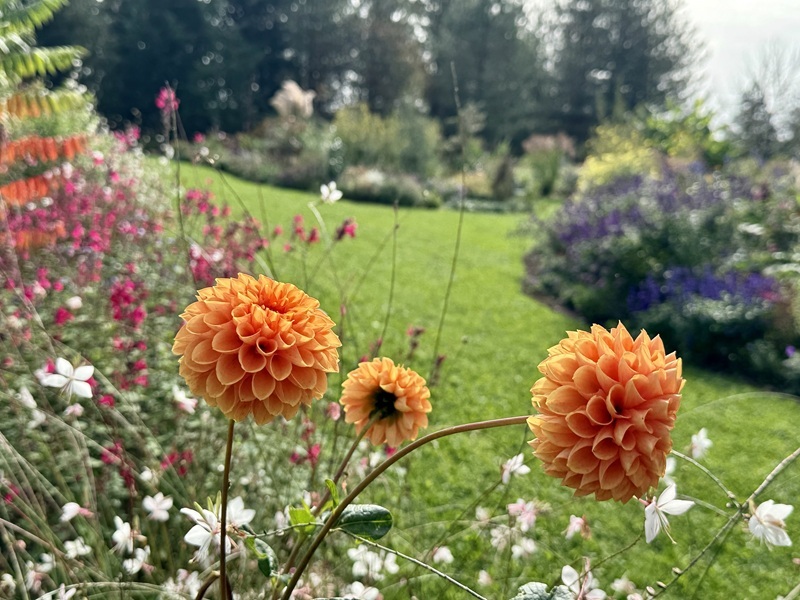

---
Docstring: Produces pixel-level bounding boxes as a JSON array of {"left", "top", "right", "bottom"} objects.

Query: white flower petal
[
  {"left": 644, "top": 503, "right": 660, "bottom": 543},
  {"left": 41, "top": 374, "right": 69, "bottom": 388},
  {"left": 72, "top": 365, "right": 94, "bottom": 381},
  {"left": 661, "top": 499, "right": 695, "bottom": 516},
  {"left": 70, "top": 380, "right": 93, "bottom": 399},
  {"left": 55, "top": 358, "right": 74, "bottom": 377}
]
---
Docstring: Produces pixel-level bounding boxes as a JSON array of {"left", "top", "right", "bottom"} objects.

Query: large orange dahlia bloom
[
  {"left": 173, "top": 274, "right": 341, "bottom": 424},
  {"left": 340, "top": 358, "right": 431, "bottom": 447},
  {"left": 527, "top": 323, "right": 683, "bottom": 502}
]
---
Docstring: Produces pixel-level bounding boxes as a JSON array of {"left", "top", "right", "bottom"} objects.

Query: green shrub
[
  {"left": 333, "top": 104, "right": 441, "bottom": 178},
  {"left": 338, "top": 166, "right": 439, "bottom": 208}
]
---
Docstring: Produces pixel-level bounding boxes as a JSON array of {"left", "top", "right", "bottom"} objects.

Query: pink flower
[
  {"left": 326, "top": 402, "right": 342, "bottom": 421},
  {"left": 54, "top": 307, "right": 73, "bottom": 325},
  {"left": 155, "top": 87, "right": 180, "bottom": 113}
]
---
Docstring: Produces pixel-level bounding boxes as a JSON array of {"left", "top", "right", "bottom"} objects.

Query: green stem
[
  {"left": 220, "top": 419, "right": 235, "bottom": 599},
  {"left": 279, "top": 414, "right": 530, "bottom": 600}
]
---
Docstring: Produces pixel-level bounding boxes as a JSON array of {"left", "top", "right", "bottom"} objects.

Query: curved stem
[
  {"left": 279, "top": 415, "right": 530, "bottom": 600},
  {"left": 220, "top": 419, "right": 235, "bottom": 599},
  {"left": 671, "top": 450, "right": 736, "bottom": 501}
]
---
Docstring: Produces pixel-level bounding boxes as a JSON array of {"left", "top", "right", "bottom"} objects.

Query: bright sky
[{"left": 684, "top": 0, "right": 800, "bottom": 121}]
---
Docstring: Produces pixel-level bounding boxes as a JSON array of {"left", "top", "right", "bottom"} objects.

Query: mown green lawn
[{"left": 181, "top": 164, "right": 800, "bottom": 599}]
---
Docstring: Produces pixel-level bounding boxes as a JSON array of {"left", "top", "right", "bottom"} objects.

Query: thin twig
[{"left": 671, "top": 450, "right": 737, "bottom": 501}]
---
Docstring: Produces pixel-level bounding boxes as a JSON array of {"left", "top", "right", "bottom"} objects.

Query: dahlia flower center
[{"left": 370, "top": 388, "right": 398, "bottom": 420}]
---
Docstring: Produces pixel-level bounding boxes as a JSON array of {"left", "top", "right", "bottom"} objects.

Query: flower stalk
[
  {"left": 219, "top": 419, "right": 235, "bottom": 599},
  {"left": 279, "top": 414, "right": 530, "bottom": 600}
]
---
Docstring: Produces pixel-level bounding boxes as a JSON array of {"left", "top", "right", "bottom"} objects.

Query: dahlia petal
[
  {"left": 281, "top": 402, "right": 301, "bottom": 420},
  {"left": 217, "top": 387, "right": 238, "bottom": 414},
  {"left": 216, "top": 353, "right": 245, "bottom": 385},
  {"left": 235, "top": 377, "right": 256, "bottom": 403},
  {"left": 231, "top": 401, "right": 252, "bottom": 421},
  {"left": 212, "top": 328, "right": 241, "bottom": 353},
  {"left": 239, "top": 345, "right": 267, "bottom": 373},
  {"left": 543, "top": 354, "right": 579, "bottom": 383},
  {"left": 268, "top": 355, "right": 293, "bottom": 381},
  {"left": 572, "top": 365, "right": 600, "bottom": 398},
  {"left": 265, "top": 396, "right": 284, "bottom": 415},
  {"left": 203, "top": 309, "right": 232, "bottom": 329},
  {"left": 566, "top": 442, "right": 599, "bottom": 475},
  {"left": 252, "top": 402, "right": 273, "bottom": 425},
  {"left": 591, "top": 427, "right": 618, "bottom": 460},
  {"left": 586, "top": 394, "right": 613, "bottom": 425},
  {"left": 275, "top": 380, "right": 303, "bottom": 406},
  {"left": 251, "top": 371, "right": 276, "bottom": 400},
  {"left": 289, "top": 366, "right": 318, "bottom": 389},
  {"left": 565, "top": 411, "right": 596, "bottom": 438},
  {"left": 185, "top": 314, "right": 211, "bottom": 335},
  {"left": 598, "top": 460, "right": 625, "bottom": 490},
  {"left": 546, "top": 385, "right": 586, "bottom": 414},
  {"left": 192, "top": 339, "right": 218, "bottom": 364},
  {"left": 613, "top": 420, "right": 637, "bottom": 450},
  {"left": 256, "top": 337, "right": 279, "bottom": 356},
  {"left": 205, "top": 370, "right": 226, "bottom": 397}
]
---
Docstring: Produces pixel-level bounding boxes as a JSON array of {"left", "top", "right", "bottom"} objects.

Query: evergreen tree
[
  {"left": 424, "top": 0, "right": 546, "bottom": 145},
  {"left": 734, "top": 83, "right": 779, "bottom": 161},
  {"left": 547, "top": 0, "right": 697, "bottom": 142}
]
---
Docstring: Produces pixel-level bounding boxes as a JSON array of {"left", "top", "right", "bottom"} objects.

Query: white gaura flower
[
  {"left": 143, "top": 492, "right": 173, "bottom": 522},
  {"left": 432, "top": 546, "right": 454, "bottom": 564},
  {"left": 181, "top": 496, "right": 253, "bottom": 563},
  {"left": 41, "top": 358, "right": 93, "bottom": 399},
  {"left": 748, "top": 500, "right": 793, "bottom": 547},
  {"left": 17, "top": 386, "right": 36, "bottom": 409},
  {"left": 345, "top": 581, "right": 380, "bottom": 600},
  {"left": 172, "top": 386, "right": 198, "bottom": 414},
  {"left": 690, "top": 428, "right": 713, "bottom": 460},
  {"left": 478, "top": 570, "right": 493, "bottom": 586},
  {"left": 561, "top": 565, "right": 606, "bottom": 599},
  {"left": 61, "top": 502, "right": 92, "bottom": 522},
  {"left": 65, "top": 296, "right": 83, "bottom": 311},
  {"left": 501, "top": 454, "right": 530, "bottom": 485},
  {"left": 511, "top": 537, "right": 536, "bottom": 560},
  {"left": 182, "top": 506, "right": 225, "bottom": 562},
  {"left": 644, "top": 483, "right": 694, "bottom": 543},
  {"left": 123, "top": 546, "right": 152, "bottom": 574},
  {"left": 111, "top": 516, "right": 134, "bottom": 554},
  {"left": 64, "top": 537, "right": 92, "bottom": 559},
  {"left": 564, "top": 514, "right": 591, "bottom": 540},
  {"left": 507, "top": 499, "right": 539, "bottom": 533},
  {"left": 320, "top": 181, "right": 343, "bottom": 204}
]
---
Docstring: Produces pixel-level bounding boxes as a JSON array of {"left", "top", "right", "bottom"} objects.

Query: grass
[{"left": 180, "top": 163, "right": 800, "bottom": 599}]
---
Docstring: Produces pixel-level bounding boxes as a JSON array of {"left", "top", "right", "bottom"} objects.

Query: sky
[
  {"left": 525, "top": 0, "right": 800, "bottom": 124},
  {"left": 684, "top": 0, "right": 800, "bottom": 121}
]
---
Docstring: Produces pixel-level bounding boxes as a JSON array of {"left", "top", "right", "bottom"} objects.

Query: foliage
[
  {"left": 525, "top": 170, "right": 800, "bottom": 390},
  {"left": 333, "top": 103, "right": 442, "bottom": 178},
  {"left": 577, "top": 122, "right": 660, "bottom": 191},
  {"left": 337, "top": 166, "right": 438, "bottom": 208},
  {"left": 546, "top": 0, "right": 699, "bottom": 142}
]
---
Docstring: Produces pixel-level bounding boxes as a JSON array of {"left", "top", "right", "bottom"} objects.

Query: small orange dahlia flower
[
  {"left": 173, "top": 274, "right": 341, "bottom": 424},
  {"left": 340, "top": 358, "right": 431, "bottom": 447},
  {"left": 527, "top": 323, "right": 683, "bottom": 503}
]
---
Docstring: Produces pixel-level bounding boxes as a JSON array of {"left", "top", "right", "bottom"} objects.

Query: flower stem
[
  {"left": 220, "top": 419, "right": 235, "bottom": 600},
  {"left": 278, "top": 414, "right": 530, "bottom": 600}
]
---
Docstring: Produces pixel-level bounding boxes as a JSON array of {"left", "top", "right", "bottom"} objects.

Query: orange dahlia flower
[
  {"left": 527, "top": 323, "right": 683, "bottom": 502},
  {"left": 340, "top": 358, "right": 431, "bottom": 447},
  {"left": 173, "top": 274, "right": 341, "bottom": 424}
]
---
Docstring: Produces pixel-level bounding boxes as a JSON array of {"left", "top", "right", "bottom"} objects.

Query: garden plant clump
[{"left": 525, "top": 168, "right": 800, "bottom": 392}]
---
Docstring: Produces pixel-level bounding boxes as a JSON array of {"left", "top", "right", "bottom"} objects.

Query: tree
[
  {"left": 424, "top": 0, "right": 546, "bottom": 146},
  {"left": 546, "top": 0, "right": 698, "bottom": 142},
  {"left": 734, "top": 83, "right": 779, "bottom": 161}
]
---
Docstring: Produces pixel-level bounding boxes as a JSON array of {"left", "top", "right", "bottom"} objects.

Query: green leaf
[
  {"left": 288, "top": 504, "right": 316, "bottom": 535},
  {"left": 325, "top": 478, "right": 340, "bottom": 506},
  {"left": 510, "top": 582, "right": 572, "bottom": 600},
  {"left": 244, "top": 537, "right": 278, "bottom": 579},
  {"left": 336, "top": 504, "right": 393, "bottom": 540}
]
